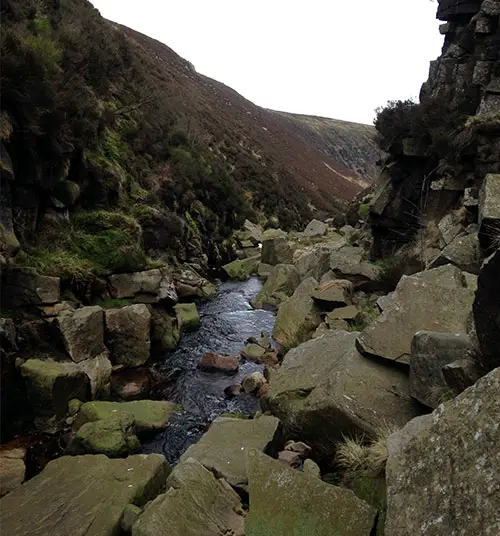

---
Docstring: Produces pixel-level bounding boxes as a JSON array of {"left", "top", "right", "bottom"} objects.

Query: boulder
[
  {"left": 241, "top": 371, "right": 266, "bottom": 394},
  {"left": 385, "top": 368, "right": 500, "bottom": 536},
  {"left": 284, "top": 440, "right": 312, "bottom": 456},
  {"left": 198, "top": 352, "right": 239, "bottom": 374},
  {"left": 173, "top": 302, "right": 200, "bottom": 332},
  {"left": 240, "top": 343, "right": 266, "bottom": 361},
  {"left": 294, "top": 244, "right": 333, "bottom": 280},
  {"left": 326, "top": 305, "right": 359, "bottom": 321},
  {"left": 251, "top": 264, "right": 300, "bottom": 309},
  {"left": 262, "top": 331, "right": 419, "bottom": 454},
  {"left": 257, "top": 262, "right": 273, "bottom": 279},
  {"left": 77, "top": 353, "right": 112, "bottom": 399},
  {"left": 109, "top": 269, "right": 177, "bottom": 303},
  {"left": 75, "top": 400, "right": 180, "bottom": 434},
  {"left": 105, "top": 304, "right": 151, "bottom": 368},
  {"left": 58, "top": 306, "right": 106, "bottom": 363},
  {"left": 473, "top": 250, "right": 500, "bottom": 371},
  {"left": 180, "top": 415, "right": 280, "bottom": 489},
  {"left": 330, "top": 247, "right": 382, "bottom": 281},
  {"left": 0, "top": 450, "right": 25, "bottom": 498},
  {"left": 311, "top": 279, "right": 352, "bottom": 306},
  {"left": 303, "top": 219, "right": 328, "bottom": 237},
  {"left": 2, "top": 268, "right": 60, "bottom": 307},
  {"left": 261, "top": 237, "right": 293, "bottom": 266},
  {"left": 0, "top": 454, "right": 169, "bottom": 536},
  {"left": 150, "top": 308, "right": 181, "bottom": 351},
  {"left": 437, "top": 0, "right": 483, "bottom": 21},
  {"left": 432, "top": 233, "right": 482, "bottom": 274},
  {"left": 277, "top": 449, "right": 302, "bottom": 468},
  {"left": 273, "top": 277, "right": 322, "bottom": 350},
  {"left": 437, "top": 213, "right": 464, "bottom": 245},
  {"left": 442, "top": 358, "right": 485, "bottom": 393},
  {"left": 409, "top": 331, "right": 472, "bottom": 408},
  {"left": 71, "top": 414, "right": 140, "bottom": 457},
  {"left": 222, "top": 255, "right": 260, "bottom": 280},
  {"left": 303, "top": 458, "right": 321, "bottom": 478},
  {"left": 243, "top": 219, "right": 263, "bottom": 243},
  {"left": 357, "top": 265, "right": 475, "bottom": 365},
  {"left": 478, "top": 173, "right": 500, "bottom": 250},
  {"left": 245, "top": 450, "right": 376, "bottom": 536},
  {"left": 132, "top": 457, "right": 245, "bottom": 536},
  {"left": 20, "top": 359, "right": 90, "bottom": 420}
]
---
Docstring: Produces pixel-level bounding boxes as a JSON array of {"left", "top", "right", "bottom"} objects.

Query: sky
[{"left": 91, "top": 0, "right": 444, "bottom": 125}]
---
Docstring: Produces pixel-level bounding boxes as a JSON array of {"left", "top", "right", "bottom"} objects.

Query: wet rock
[
  {"left": 312, "top": 278, "right": 352, "bottom": 306},
  {"left": 198, "top": 352, "right": 239, "bottom": 374},
  {"left": 2, "top": 268, "right": 60, "bottom": 307},
  {"left": 150, "top": 308, "right": 181, "bottom": 351},
  {"left": 71, "top": 414, "right": 141, "bottom": 457},
  {"left": 303, "top": 219, "right": 328, "bottom": 237},
  {"left": 385, "top": 368, "right": 500, "bottom": 536},
  {"left": 262, "top": 331, "right": 419, "bottom": 454},
  {"left": 222, "top": 255, "right": 260, "bottom": 280},
  {"left": 357, "top": 265, "right": 475, "bottom": 365},
  {"left": 180, "top": 415, "right": 280, "bottom": 489},
  {"left": 224, "top": 384, "right": 243, "bottom": 398},
  {"left": 105, "top": 304, "right": 151, "bottom": 368},
  {"left": 261, "top": 236, "right": 293, "bottom": 266},
  {"left": 273, "top": 277, "right": 322, "bottom": 350},
  {"left": 20, "top": 359, "right": 90, "bottom": 420},
  {"left": 478, "top": 173, "right": 500, "bottom": 250},
  {"left": 109, "top": 268, "right": 177, "bottom": 304},
  {"left": 133, "top": 457, "right": 245, "bottom": 536},
  {"left": 111, "top": 368, "right": 151, "bottom": 401},
  {"left": 58, "top": 306, "right": 106, "bottom": 363},
  {"left": 473, "top": 249, "right": 500, "bottom": 371},
  {"left": 75, "top": 400, "right": 180, "bottom": 434},
  {"left": 0, "top": 450, "right": 25, "bottom": 498},
  {"left": 303, "top": 458, "right": 321, "bottom": 478},
  {"left": 242, "top": 372, "right": 266, "bottom": 394},
  {"left": 241, "top": 343, "right": 266, "bottom": 361},
  {"left": 409, "top": 331, "right": 472, "bottom": 408},
  {"left": 251, "top": 264, "right": 300, "bottom": 309},
  {"left": 246, "top": 450, "right": 376, "bottom": 536},
  {"left": 0, "top": 454, "right": 169, "bottom": 536}
]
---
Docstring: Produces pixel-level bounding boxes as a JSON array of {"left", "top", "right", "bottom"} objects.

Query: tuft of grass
[{"left": 335, "top": 423, "right": 399, "bottom": 475}]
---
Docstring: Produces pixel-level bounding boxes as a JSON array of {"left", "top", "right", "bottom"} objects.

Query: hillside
[
  {"left": 0, "top": 0, "right": 379, "bottom": 286},
  {"left": 272, "top": 111, "right": 380, "bottom": 189}
]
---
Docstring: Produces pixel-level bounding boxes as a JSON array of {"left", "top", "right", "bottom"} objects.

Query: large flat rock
[
  {"left": 133, "top": 457, "right": 245, "bottom": 536},
  {"left": 357, "top": 265, "right": 475, "bottom": 365},
  {"left": 262, "top": 330, "right": 420, "bottom": 454},
  {"left": 245, "top": 450, "right": 376, "bottom": 536},
  {"left": 0, "top": 454, "right": 169, "bottom": 536},
  {"left": 385, "top": 368, "right": 500, "bottom": 535},
  {"left": 180, "top": 415, "right": 280, "bottom": 489}
]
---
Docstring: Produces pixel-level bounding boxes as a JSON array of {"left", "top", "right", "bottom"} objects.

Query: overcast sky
[{"left": 91, "top": 0, "right": 443, "bottom": 125}]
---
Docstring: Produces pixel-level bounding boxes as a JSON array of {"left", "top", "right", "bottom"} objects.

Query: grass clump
[{"left": 335, "top": 423, "right": 398, "bottom": 475}]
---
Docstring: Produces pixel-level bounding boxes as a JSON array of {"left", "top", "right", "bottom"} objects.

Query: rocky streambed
[{"left": 142, "top": 276, "right": 276, "bottom": 463}]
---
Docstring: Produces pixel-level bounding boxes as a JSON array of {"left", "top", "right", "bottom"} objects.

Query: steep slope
[{"left": 271, "top": 111, "right": 381, "bottom": 189}]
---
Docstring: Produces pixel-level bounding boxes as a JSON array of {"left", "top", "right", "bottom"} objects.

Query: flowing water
[{"left": 142, "top": 276, "right": 276, "bottom": 464}]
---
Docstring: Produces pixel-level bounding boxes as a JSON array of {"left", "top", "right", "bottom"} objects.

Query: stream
[{"left": 142, "top": 276, "right": 276, "bottom": 464}]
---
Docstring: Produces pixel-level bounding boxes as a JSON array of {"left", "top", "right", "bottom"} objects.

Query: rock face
[
  {"left": 246, "top": 450, "right": 376, "bottom": 536},
  {"left": 58, "top": 306, "right": 106, "bottom": 363},
  {"left": 261, "top": 236, "right": 293, "bottom": 266},
  {"left": 105, "top": 304, "right": 151, "bottom": 368},
  {"left": 385, "top": 367, "right": 500, "bottom": 536},
  {"left": 262, "top": 331, "right": 419, "bottom": 454},
  {"left": 273, "top": 277, "right": 322, "bottom": 350},
  {"left": 72, "top": 414, "right": 141, "bottom": 457},
  {"left": 357, "top": 265, "right": 475, "bottom": 364},
  {"left": 20, "top": 359, "right": 90, "bottom": 420},
  {"left": 76, "top": 400, "right": 180, "bottom": 433},
  {"left": 132, "top": 457, "right": 245, "bottom": 536},
  {"left": 180, "top": 415, "right": 280, "bottom": 489},
  {"left": 409, "top": 331, "right": 472, "bottom": 408},
  {"left": 198, "top": 352, "right": 239, "bottom": 374},
  {"left": 0, "top": 454, "right": 169, "bottom": 536},
  {"left": 478, "top": 173, "right": 500, "bottom": 249},
  {"left": 473, "top": 249, "right": 500, "bottom": 371},
  {"left": 109, "top": 269, "right": 177, "bottom": 303},
  {"left": 2, "top": 268, "right": 60, "bottom": 307},
  {"left": 303, "top": 219, "right": 328, "bottom": 237},
  {"left": 251, "top": 264, "right": 300, "bottom": 309}
]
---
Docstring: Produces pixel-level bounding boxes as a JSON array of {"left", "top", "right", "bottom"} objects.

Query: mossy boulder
[
  {"left": 222, "top": 255, "right": 260, "bottom": 280},
  {"left": 75, "top": 400, "right": 181, "bottom": 434},
  {"left": 20, "top": 359, "right": 90, "bottom": 420},
  {"left": 72, "top": 414, "right": 141, "bottom": 457},
  {"left": 245, "top": 450, "right": 376, "bottom": 536},
  {"left": 174, "top": 303, "right": 200, "bottom": 331},
  {"left": 150, "top": 308, "right": 181, "bottom": 351},
  {"left": 0, "top": 454, "right": 170, "bottom": 536},
  {"left": 251, "top": 264, "right": 300, "bottom": 309}
]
